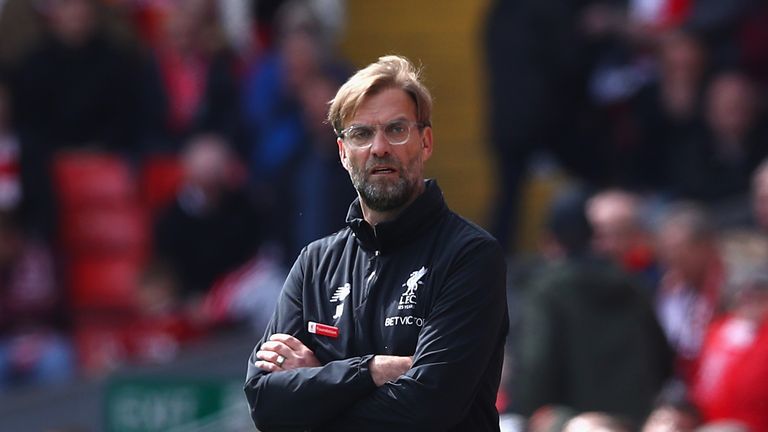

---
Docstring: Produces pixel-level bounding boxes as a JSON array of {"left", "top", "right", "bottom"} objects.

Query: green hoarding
[{"left": 104, "top": 376, "right": 253, "bottom": 432}]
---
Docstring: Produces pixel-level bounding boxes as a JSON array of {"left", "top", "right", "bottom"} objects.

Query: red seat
[
  {"left": 52, "top": 151, "right": 136, "bottom": 210},
  {"left": 54, "top": 152, "right": 145, "bottom": 311},
  {"left": 68, "top": 256, "right": 142, "bottom": 312},
  {"left": 59, "top": 205, "right": 149, "bottom": 258}
]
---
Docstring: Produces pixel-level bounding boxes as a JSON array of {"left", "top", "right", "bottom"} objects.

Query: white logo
[
  {"left": 399, "top": 267, "right": 427, "bottom": 310},
  {"left": 385, "top": 315, "right": 424, "bottom": 327},
  {"left": 331, "top": 283, "right": 351, "bottom": 319}
]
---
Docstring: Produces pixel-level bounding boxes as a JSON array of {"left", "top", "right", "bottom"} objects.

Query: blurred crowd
[
  {"left": 0, "top": 0, "right": 353, "bottom": 391},
  {"left": 488, "top": 1, "right": 768, "bottom": 431},
  {"left": 486, "top": 0, "right": 768, "bottom": 251}
]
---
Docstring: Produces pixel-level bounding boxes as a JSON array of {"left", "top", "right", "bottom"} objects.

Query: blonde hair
[{"left": 327, "top": 55, "right": 432, "bottom": 135}]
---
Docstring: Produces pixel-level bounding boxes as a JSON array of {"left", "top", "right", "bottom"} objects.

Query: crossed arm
[{"left": 255, "top": 333, "right": 412, "bottom": 387}]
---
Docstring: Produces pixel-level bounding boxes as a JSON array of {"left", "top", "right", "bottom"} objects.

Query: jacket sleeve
[
  {"left": 324, "top": 239, "right": 508, "bottom": 431},
  {"left": 243, "top": 250, "right": 377, "bottom": 432}
]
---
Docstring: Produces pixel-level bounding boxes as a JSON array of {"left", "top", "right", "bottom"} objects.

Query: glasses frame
[{"left": 337, "top": 120, "right": 427, "bottom": 149}]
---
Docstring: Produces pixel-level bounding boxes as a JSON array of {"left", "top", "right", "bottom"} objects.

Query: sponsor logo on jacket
[{"left": 385, "top": 315, "right": 424, "bottom": 327}]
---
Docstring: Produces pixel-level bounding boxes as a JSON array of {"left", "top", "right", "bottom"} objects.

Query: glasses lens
[
  {"left": 384, "top": 121, "right": 410, "bottom": 145},
  {"left": 346, "top": 126, "right": 375, "bottom": 147},
  {"left": 343, "top": 121, "right": 416, "bottom": 147}
]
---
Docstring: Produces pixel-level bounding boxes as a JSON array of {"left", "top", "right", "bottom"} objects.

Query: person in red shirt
[{"left": 692, "top": 268, "right": 768, "bottom": 432}]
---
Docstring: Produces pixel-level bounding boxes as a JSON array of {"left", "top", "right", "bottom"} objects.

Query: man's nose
[{"left": 369, "top": 128, "right": 391, "bottom": 156}]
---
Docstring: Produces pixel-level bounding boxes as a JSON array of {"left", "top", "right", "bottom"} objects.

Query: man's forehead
[{"left": 346, "top": 88, "right": 417, "bottom": 125}]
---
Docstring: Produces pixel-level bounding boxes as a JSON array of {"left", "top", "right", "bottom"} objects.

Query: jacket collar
[{"left": 346, "top": 179, "right": 448, "bottom": 253}]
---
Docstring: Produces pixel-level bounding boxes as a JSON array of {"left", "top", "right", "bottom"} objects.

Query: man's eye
[
  {"left": 349, "top": 128, "right": 374, "bottom": 140},
  {"left": 387, "top": 122, "right": 407, "bottom": 134}
]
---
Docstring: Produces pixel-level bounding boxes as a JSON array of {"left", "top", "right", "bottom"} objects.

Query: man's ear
[
  {"left": 338, "top": 137, "right": 350, "bottom": 170},
  {"left": 420, "top": 126, "right": 434, "bottom": 161}
]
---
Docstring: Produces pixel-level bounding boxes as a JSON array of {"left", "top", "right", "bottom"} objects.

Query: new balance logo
[{"left": 331, "top": 283, "right": 351, "bottom": 320}]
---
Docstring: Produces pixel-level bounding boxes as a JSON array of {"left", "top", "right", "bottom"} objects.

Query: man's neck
[{"left": 362, "top": 205, "right": 404, "bottom": 227}]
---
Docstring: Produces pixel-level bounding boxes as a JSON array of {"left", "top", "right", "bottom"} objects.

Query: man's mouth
[{"left": 369, "top": 166, "right": 397, "bottom": 175}]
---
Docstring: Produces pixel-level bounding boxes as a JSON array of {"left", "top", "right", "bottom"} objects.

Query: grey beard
[
  {"left": 356, "top": 174, "right": 414, "bottom": 212},
  {"left": 349, "top": 159, "right": 417, "bottom": 212}
]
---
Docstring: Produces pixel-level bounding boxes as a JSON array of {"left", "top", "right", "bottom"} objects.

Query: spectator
[
  {"left": 527, "top": 405, "right": 579, "bottom": 432},
  {"left": 691, "top": 268, "right": 768, "bottom": 432},
  {"left": 642, "top": 396, "right": 702, "bottom": 432},
  {"left": 240, "top": 0, "right": 349, "bottom": 260},
  {"left": 241, "top": 1, "right": 328, "bottom": 184},
  {"left": 563, "top": 412, "right": 633, "bottom": 432},
  {"left": 153, "top": 133, "right": 264, "bottom": 306},
  {"left": 0, "top": 211, "right": 72, "bottom": 390},
  {"left": 656, "top": 29, "right": 708, "bottom": 119},
  {"left": 654, "top": 203, "right": 724, "bottom": 383},
  {"left": 629, "top": 30, "right": 709, "bottom": 192},
  {"left": 587, "top": 189, "right": 660, "bottom": 290},
  {"left": 483, "top": 0, "right": 621, "bottom": 252},
  {"left": 127, "top": 259, "right": 203, "bottom": 364},
  {"left": 139, "top": 0, "right": 240, "bottom": 153},
  {"left": 513, "top": 190, "right": 673, "bottom": 424},
  {"left": 14, "top": 0, "right": 142, "bottom": 154},
  {"left": 289, "top": 73, "right": 356, "bottom": 258},
  {"left": 11, "top": 0, "right": 142, "bottom": 239},
  {"left": 669, "top": 71, "right": 768, "bottom": 204}
]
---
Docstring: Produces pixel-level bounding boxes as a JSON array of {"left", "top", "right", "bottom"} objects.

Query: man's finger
[
  {"left": 255, "top": 350, "right": 282, "bottom": 364},
  {"left": 269, "top": 334, "right": 307, "bottom": 352},
  {"left": 260, "top": 340, "right": 291, "bottom": 355},
  {"left": 254, "top": 360, "right": 280, "bottom": 372}
]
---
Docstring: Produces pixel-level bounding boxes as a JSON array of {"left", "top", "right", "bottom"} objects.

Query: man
[
  {"left": 244, "top": 55, "right": 508, "bottom": 431},
  {"left": 587, "top": 189, "right": 660, "bottom": 292},
  {"left": 513, "top": 191, "right": 672, "bottom": 424},
  {"left": 655, "top": 203, "right": 723, "bottom": 382}
]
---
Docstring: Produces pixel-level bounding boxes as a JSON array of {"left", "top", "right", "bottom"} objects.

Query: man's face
[
  {"left": 50, "top": 0, "right": 96, "bottom": 46},
  {"left": 337, "top": 88, "right": 433, "bottom": 213},
  {"left": 657, "top": 224, "right": 711, "bottom": 285},
  {"left": 642, "top": 406, "right": 699, "bottom": 432},
  {"left": 588, "top": 197, "right": 638, "bottom": 260},
  {"left": 706, "top": 74, "right": 755, "bottom": 142}
]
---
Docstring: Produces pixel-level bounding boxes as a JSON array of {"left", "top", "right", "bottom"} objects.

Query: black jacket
[
  {"left": 244, "top": 180, "right": 508, "bottom": 431},
  {"left": 513, "top": 256, "right": 673, "bottom": 422}
]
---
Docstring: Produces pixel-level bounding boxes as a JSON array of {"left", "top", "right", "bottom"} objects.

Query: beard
[{"left": 349, "top": 155, "right": 421, "bottom": 212}]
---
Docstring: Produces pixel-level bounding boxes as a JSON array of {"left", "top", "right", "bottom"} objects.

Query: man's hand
[
  {"left": 255, "top": 334, "right": 321, "bottom": 372},
  {"left": 370, "top": 355, "right": 413, "bottom": 387}
]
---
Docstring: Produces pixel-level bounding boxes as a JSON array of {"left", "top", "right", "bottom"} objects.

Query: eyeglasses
[{"left": 338, "top": 120, "right": 426, "bottom": 149}]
